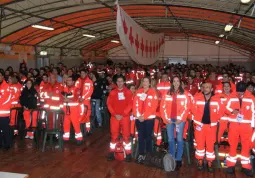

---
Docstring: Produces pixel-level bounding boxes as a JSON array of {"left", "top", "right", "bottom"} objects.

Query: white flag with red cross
[{"left": 116, "top": 5, "right": 165, "bottom": 65}]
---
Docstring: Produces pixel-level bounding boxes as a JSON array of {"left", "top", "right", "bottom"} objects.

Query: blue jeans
[
  {"left": 166, "top": 119, "right": 185, "bottom": 161},
  {"left": 91, "top": 99, "right": 102, "bottom": 125}
]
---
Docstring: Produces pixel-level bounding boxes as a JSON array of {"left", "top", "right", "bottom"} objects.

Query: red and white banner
[{"left": 116, "top": 5, "right": 165, "bottom": 65}]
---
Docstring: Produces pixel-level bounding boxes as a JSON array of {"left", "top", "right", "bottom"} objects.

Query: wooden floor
[{"left": 0, "top": 128, "right": 254, "bottom": 178}]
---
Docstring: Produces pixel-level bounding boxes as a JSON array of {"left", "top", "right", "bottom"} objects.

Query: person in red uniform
[
  {"left": 156, "top": 73, "right": 171, "bottom": 98},
  {"left": 75, "top": 69, "right": 93, "bottom": 134},
  {"left": 107, "top": 76, "right": 133, "bottom": 161},
  {"left": 187, "top": 76, "right": 198, "bottom": 96},
  {"left": 43, "top": 74, "right": 63, "bottom": 130},
  {"left": 155, "top": 73, "right": 171, "bottom": 146},
  {"left": 128, "top": 84, "right": 137, "bottom": 139},
  {"left": 225, "top": 82, "right": 254, "bottom": 177},
  {"left": 8, "top": 75, "right": 23, "bottom": 127},
  {"left": 0, "top": 71, "right": 12, "bottom": 150},
  {"left": 206, "top": 71, "right": 219, "bottom": 91},
  {"left": 217, "top": 82, "right": 232, "bottom": 143},
  {"left": 43, "top": 74, "right": 63, "bottom": 111},
  {"left": 160, "top": 76, "right": 190, "bottom": 170},
  {"left": 133, "top": 77, "right": 158, "bottom": 163},
  {"left": 192, "top": 82, "right": 221, "bottom": 172},
  {"left": 39, "top": 74, "right": 48, "bottom": 105},
  {"left": 62, "top": 76, "right": 83, "bottom": 144},
  {"left": 215, "top": 73, "right": 236, "bottom": 94}
]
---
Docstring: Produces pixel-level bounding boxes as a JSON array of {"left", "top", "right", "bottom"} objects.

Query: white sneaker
[
  {"left": 25, "top": 135, "right": 29, "bottom": 139},
  {"left": 29, "top": 136, "right": 34, "bottom": 140}
]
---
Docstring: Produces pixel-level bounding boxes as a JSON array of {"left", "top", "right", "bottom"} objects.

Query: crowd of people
[{"left": 0, "top": 61, "right": 255, "bottom": 176}]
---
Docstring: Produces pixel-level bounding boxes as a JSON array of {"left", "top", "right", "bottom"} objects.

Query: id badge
[
  {"left": 140, "top": 93, "right": 147, "bottom": 101},
  {"left": 196, "top": 125, "right": 202, "bottom": 131},
  {"left": 130, "top": 115, "right": 134, "bottom": 121},
  {"left": 118, "top": 92, "right": 125, "bottom": 100},
  {"left": 176, "top": 125, "right": 180, "bottom": 133},
  {"left": 236, "top": 113, "right": 244, "bottom": 122}
]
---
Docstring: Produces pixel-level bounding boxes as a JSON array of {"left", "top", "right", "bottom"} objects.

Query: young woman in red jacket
[
  {"left": 160, "top": 76, "right": 190, "bottom": 170},
  {"left": 133, "top": 76, "right": 158, "bottom": 163}
]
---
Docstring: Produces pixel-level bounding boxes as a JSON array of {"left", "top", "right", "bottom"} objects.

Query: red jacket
[
  {"left": 156, "top": 81, "right": 171, "bottom": 98},
  {"left": 217, "top": 93, "right": 231, "bottom": 121},
  {"left": 0, "top": 81, "right": 12, "bottom": 117},
  {"left": 187, "top": 83, "right": 198, "bottom": 96},
  {"left": 215, "top": 82, "right": 236, "bottom": 94},
  {"left": 44, "top": 82, "right": 63, "bottom": 110},
  {"left": 39, "top": 81, "right": 48, "bottom": 103},
  {"left": 62, "top": 85, "right": 80, "bottom": 107},
  {"left": 133, "top": 88, "right": 158, "bottom": 120},
  {"left": 9, "top": 83, "right": 22, "bottom": 105},
  {"left": 107, "top": 87, "right": 133, "bottom": 117},
  {"left": 225, "top": 91, "right": 255, "bottom": 127},
  {"left": 75, "top": 77, "right": 93, "bottom": 101},
  {"left": 160, "top": 91, "right": 190, "bottom": 124},
  {"left": 192, "top": 93, "right": 222, "bottom": 126}
]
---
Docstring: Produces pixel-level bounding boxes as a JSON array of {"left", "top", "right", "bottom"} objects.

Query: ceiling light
[
  {"left": 32, "top": 25, "right": 54, "bottom": 31},
  {"left": 83, "top": 34, "right": 96, "bottom": 38},
  {"left": 224, "top": 24, "right": 233, "bottom": 32},
  {"left": 111, "top": 40, "right": 120, "bottom": 43},
  {"left": 40, "top": 51, "right": 47, "bottom": 56},
  {"left": 215, "top": 41, "right": 220, "bottom": 45},
  {"left": 240, "top": 0, "right": 251, "bottom": 4},
  {"left": 219, "top": 34, "right": 224, "bottom": 38}
]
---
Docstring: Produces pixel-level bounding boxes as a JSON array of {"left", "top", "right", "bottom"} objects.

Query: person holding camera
[{"left": 62, "top": 76, "right": 84, "bottom": 145}]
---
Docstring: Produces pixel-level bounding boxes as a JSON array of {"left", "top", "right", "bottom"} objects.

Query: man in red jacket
[
  {"left": 192, "top": 82, "right": 221, "bottom": 172},
  {"left": 75, "top": 69, "right": 93, "bottom": 134},
  {"left": 107, "top": 75, "right": 133, "bottom": 161},
  {"left": 0, "top": 71, "right": 12, "bottom": 150},
  {"left": 225, "top": 82, "right": 254, "bottom": 177},
  {"left": 63, "top": 76, "right": 83, "bottom": 144}
]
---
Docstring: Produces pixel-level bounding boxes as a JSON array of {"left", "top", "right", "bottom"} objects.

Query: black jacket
[
  {"left": 20, "top": 86, "right": 38, "bottom": 109},
  {"left": 91, "top": 78, "right": 107, "bottom": 100}
]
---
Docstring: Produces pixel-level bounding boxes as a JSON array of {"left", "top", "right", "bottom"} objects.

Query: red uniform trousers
[
  {"left": 218, "top": 120, "right": 228, "bottom": 143},
  {"left": 226, "top": 123, "right": 252, "bottom": 170},
  {"left": 63, "top": 106, "right": 83, "bottom": 141},
  {"left": 153, "top": 118, "right": 162, "bottom": 146},
  {"left": 23, "top": 110, "right": 38, "bottom": 137},
  {"left": 195, "top": 124, "right": 216, "bottom": 161},
  {"left": 10, "top": 104, "right": 20, "bottom": 126},
  {"left": 80, "top": 101, "right": 91, "bottom": 132},
  {"left": 23, "top": 110, "right": 38, "bottom": 128},
  {"left": 110, "top": 116, "right": 131, "bottom": 154}
]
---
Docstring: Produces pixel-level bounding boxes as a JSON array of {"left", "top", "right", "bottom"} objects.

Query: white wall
[
  {"left": 108, "top": 40, "right": 254, "bottom": 70},
  {"left": 0, "top": 58, "right": 35, "bottom": 71}
]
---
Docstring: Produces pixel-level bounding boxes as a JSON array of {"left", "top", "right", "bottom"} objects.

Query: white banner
[{"left": 116, "top": 5, "right": 165, "bottom": 65}]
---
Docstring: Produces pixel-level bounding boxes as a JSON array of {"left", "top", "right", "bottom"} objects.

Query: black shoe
[
  {"left": 226, "top": 166, "right": 235, "bottom": 174},
  {"left": 76, "top": 140, "right": 83, "bottom": 146},
  {"left": 107, "top": 152, "right": 115, "bottom": 161},
  {"left": 197, "top": 159, "right": 203, "bottom": 171},
  {"left": 86, "top": 132, "right": 92, "bottom": 136},
  {"left": 207, "top": 161, "right": 213, "bottom": 173},
  {"left": 136, "top": 154, "right": 145, "bottom": 164},
  {"left": 241, "top": 168, "right": 253, "bottom": 177},
  {"left": 176, "top": 161, "right": 182, "bottom": 171},
  {"left": 125, "top": 154, "right": 132, "bottom": 162}
]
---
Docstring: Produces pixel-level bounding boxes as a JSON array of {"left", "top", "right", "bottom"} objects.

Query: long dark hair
[{"left": 169, "top": 76, "right": 184, "bottom": 95}]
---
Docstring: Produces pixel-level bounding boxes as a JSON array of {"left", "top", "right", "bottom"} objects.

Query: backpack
[
  {"left": 114, "top": 141, "right": 126, "bottom": 161},
  {"left": 141, "top": 152, "right": 176, "bottom": 172}
]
